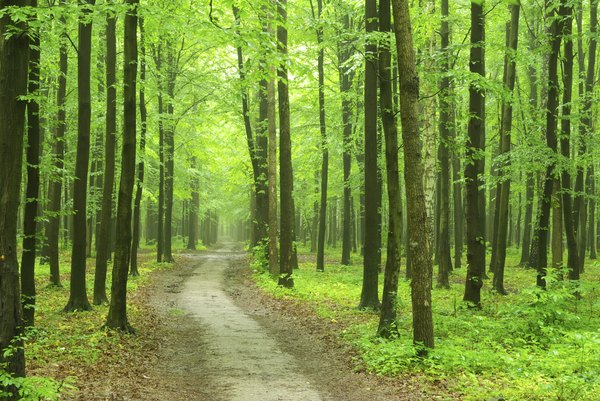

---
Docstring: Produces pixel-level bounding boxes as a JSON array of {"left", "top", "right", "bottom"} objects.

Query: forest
[{"left": 2, "top": 0, "right": 600, "bottom": 400}]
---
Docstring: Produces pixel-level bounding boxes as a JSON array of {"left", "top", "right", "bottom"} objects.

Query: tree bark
[
  {"left": 377, "top": 0, "right": 402, "bottom": 337},
  {"left": 464, "top": 0, "right": 486, "bottom": 306},
  {"left": 492, "top": 3, "right": 520, "bottom": 295},
  {"left": 45, "top": 0, "right": 68, "bottom": 287},
  {"left": 65, "top": 0, "right": 95, "bottom": 312},
  {"left": 391, "top": 0, "right": 434, "bottom": 351},
  {"left": 0, "top": 0, "right": 29, "bottom": 390},
  {"left": 22, "top": 0, "right": 41, "bottom": 326},
  {"left": 94, "top": 6, "right": 116, "bottom": 306},
  {"left": 106, "top": 0, "right": 138, "bottom": 331},
  {"left": 359, "top": 0, "right": 380, "bottom": 310}
]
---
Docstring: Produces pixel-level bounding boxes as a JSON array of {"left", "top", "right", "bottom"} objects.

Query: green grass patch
[{"left": 253, "top": 246, "right": 600, "bottom": 401}]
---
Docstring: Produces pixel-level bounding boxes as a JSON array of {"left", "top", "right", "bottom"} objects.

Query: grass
[{"left": 253, "top": 245, "right": 600, "bottom": 401}]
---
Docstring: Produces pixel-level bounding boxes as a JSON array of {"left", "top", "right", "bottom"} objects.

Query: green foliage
[{"left": 254, "top": 248, "right": 600, "bottom": 400}]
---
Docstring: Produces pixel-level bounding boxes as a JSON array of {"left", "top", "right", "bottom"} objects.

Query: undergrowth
[{"left": 253, "top": 246, "right": 600, "bottom": 401}]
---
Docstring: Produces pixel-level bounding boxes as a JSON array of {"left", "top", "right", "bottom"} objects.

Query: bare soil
[{"left": 70, "top": 243, "right": 442, "bottom": 400}]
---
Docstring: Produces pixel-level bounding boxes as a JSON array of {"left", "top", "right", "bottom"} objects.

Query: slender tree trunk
[
  {"left": 267, "top": 69, "right": 278, "bottom": 274},
  {"left": 521, "top": 173, "right": 535, "bottom": 265},
  {"left": 46, "top": 0, "right": 68, "bottom": 287},
  {"left": 552, "top": 179, "right": 563, "bottom": 270},
  {"left": 0, "top": 0, "right": 29, "bottom": 390},
  {"left": 464, "top": 0, "right": 486, "bottom": 306},
  {"left": 157, "top": 58, "right": 165, "bottom": 262},
  {"left": 278, "top": 0, "right": 294, "bottom": 287},
  {"left": 436, "top": 0, "right": 453, "bottom": 289},
  {"left": 378, "top": 0, "right": 402, "bottom": 337},
  {"left": 94, "top": 8, "right": 116, "bottom": 306},
  {"left": 65, "top": 0, "right": 95, "bottom": 312},
  {"left": 163, "top": 57, "right": 176, "bottom": 263},
  {"left": 492, "top": 3, "right": 520, "bottom": 295},
  {"left": 106, "top": 0, "right": 138, "bottom": 331},
  {"left": 534, "top": 1, "right": 562, "bottom": 288},
  {"left": 359, "top": 0, "right": 380, "bottom": 310},
  {"left": 21, "top": 1, "right": 41, "bottom": 326},
  {"left": 130, "top": 16, "right": 147, "bottom": 276},
  {"left": 392, "top": 0, "right": 434, "bottom": 351},
  {"left": 558, "top": 2, "right": 579, "bottom": 280}
]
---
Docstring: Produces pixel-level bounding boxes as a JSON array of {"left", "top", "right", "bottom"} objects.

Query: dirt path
[{"left": 119, "top": 243, "right": 429, "bottom": 401}]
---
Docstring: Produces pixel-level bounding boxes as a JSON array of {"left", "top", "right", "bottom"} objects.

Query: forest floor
[{"left": 66, "top": 242, "right": 427, "bottom": 400}]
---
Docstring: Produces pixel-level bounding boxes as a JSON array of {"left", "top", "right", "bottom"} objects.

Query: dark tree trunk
[
  {"left": 464, "top": 0, "right": 486, "bottom": 306},
  {"left": 130, "top": 16, "right": 147, "bottom": 276},
  {"left": 534, "top": 2, "right": 562, "bottom": 288},
  {"left": 392, "top": 0, "right": 434, "bottom": 351},
  {"left": 106, "top": 0, "right": 138, "bottom": 331},
  {"left": 436, "top": 0, "right": 453, "bottom": 289},
  {"left": 314, "top": 0, "right": 329, "bottom": 272},
  {"left": 492, "top": 3, "right": 520, "bottom": 295},
  {"left": 278, "top": 0, "right": 294, "bottom": 287},
  {"left": 22, "top": 1, "right": 41, "bottom": 327},
  {"left": 520, "top": 173, "right": 535, "bottom": 265},
  {"left": 163, "top": 52, "right": 176, "bottom": 263},
  {"left": 558, "top": 2, "right": 579, "bottom": 280},
  {"left": 65, "top": 0, "right": 95, "bottom": 312},
  {"left": 0, "top": 0, "right": 29, "bottom": 390},
  {"left": 157, "top": 70, "right": 165, "bottom": 262},
  {"left": 94, "top": 8, "right": 116, "bottom": 306},
  {"left": 359, "top": 0, "right": 380, "bottom": 310},
  {"left": 377, "top": 0, "right": 402, "bottom": 337},
  {"left": 46, "top": 0, "right": 68, "bottom": 287},
  {"left": 339, "top": 12, "right": 354, "bottom": 266}
]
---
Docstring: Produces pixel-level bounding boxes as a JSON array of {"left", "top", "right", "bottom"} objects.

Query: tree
[
  {"left": 21, "top": 0, "right": 41, "bottom": 327},
  {"left": 94, "top": 1, "right": 117, "bottom": 305},
  {"left": 359, "top": 0, "right": 380, "bottom": 310},
  {"left": 391, "top": 0, "right": 434, "bottom": 351},
  {"left": 106, "top": 0, "right": 139, "bottom": 331},
  {"left": 278, "top": 0, "right": 294, "bottom": 288},
  {"left": 0, "top": 0, "right": 29, "bottom": 391},
  {"left": 463, "top": 0, "right": 486, "bottom": 306},
  {"left": 377, "top": 0, "right": 402, "bottom": 337},
  {"left": 45, "top": 0, "right": 68, "bottom": 287},
  {"left": 436, "top": 0, "right": 453, "bottom": 289},
  {"left": 130, "top": 16, "right": 148, "bottom": 276},
  {"left": 65, "top": 0, "right": 96, "bottom": 313},
  {"left": 491, "top": 2, "right": 520, "bottom": 295}
]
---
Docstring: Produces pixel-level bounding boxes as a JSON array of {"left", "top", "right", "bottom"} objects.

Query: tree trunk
[
  {"left": 130, "top": 16, "right": 147, "bottom": 276},
  {"left": 464, "top": 0, "right": 486, "bottom": 306},
  {"left": 377, "top": 0, "right": 402, "bottom": 337},
  {"left": 21, "top": 0, "right": 41, "bottom": 326},
  {"left": 94, "top": 7, "right": 116, "bottom": 306},
  {"left": 278, "top": 0, "right": 294, "bottom": 287},
  {"left": 157, "top": 54, "right": 165, "bottom": 262},
  {"left": 436, "top": 0, "right": 453, "bottom": 289},
  {"left": 65, "top": 0, "right": 95, "bottom": 312},
  {"left": 492, "top": 3, "right": 520, "bottom": 295},
  {"left": 163, "top": 49, "right": 176, "bottom": 263},
  {"left": 106, "top": 0, "right": 138, "bottom": 331},
  {"left": 534, "top": 1, "right": 562, "bottom": 288},
  {"left": 359, "top": 0, "right": 380, "bottom": 310},
  {"left": 391, "top": 0, "right": 434, "bottom": 351},
  {"left": 558, "top": 2, "right": 579, "bottom": 280},
  {"left": 0, "top": 0, "right": 29, "bottom": 390},
  {"left": 46, "top": 0, "right": 68, "bottom": 287},
  {"left": 187, "top": 161, "right": 199, "bottom": 251}
]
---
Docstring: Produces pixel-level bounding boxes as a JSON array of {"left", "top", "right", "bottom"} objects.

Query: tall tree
[
  {"left": 534, "top": 0, "right": 562, "bottom": 288},
  {"left": 130, "top": 16, "right": 147, "bottom": 276},
  {"left": 314, "top": 0, "right": 329, "bottom": 272},
  {"left": 0, "top": 0, "right": 29, "bottom": 390},
  {"left": 464, "top": 0, "right": 486, "bottom": 306},
  {"left": 65, "top": 0, "right": 96, "bottom": 312},
  {"left": 21, "top": 0, "right": 41, "bottom": 327},
  {"left": 491, "top": 3, "right": 520, "bottom": 295},
  {"left": 391, "top": 0, "right": 434, "bottom": 350},
  {"left": 45, "top": 0, "right": 68, "bottom": 287},
  {"left": 558, "top": 1, "right": 579, "bottom": 280},
  {"left": 278, "top": 0, "right": 294, "bottom": 287},
  {"left": 106, "top": 0, "right": 139, "bottom": 331},
  {"left": 359, "top": 0, "right": 380, "bottom": 310},
  {"left": 94, "top": 3, "right": 116, "bottom": 305},
  {"left": 436, "top": 0, "right": 453, "bottom": 289},
  {"left": 377, "top": 0, "right": 403, "bottom": 337}
]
